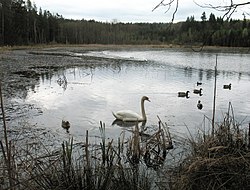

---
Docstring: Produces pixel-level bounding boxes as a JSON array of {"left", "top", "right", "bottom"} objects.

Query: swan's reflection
[
  {"left": 112, "top": 120, "right": 150, "bottom": 142},
  {"left": 112, "top": 119, "right": 146, "bottom": 128}
]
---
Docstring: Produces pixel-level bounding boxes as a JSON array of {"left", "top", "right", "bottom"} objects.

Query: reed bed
[
  {"left": 0, "top": 122, "right": 173, "bottom": 190},
  {"left": 170, "top": 103, "right": 250, "bottom": 190}
]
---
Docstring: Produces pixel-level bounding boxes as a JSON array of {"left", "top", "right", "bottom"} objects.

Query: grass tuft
[{"left": 170, "top": 103, "right": 250, "bottom": 190}]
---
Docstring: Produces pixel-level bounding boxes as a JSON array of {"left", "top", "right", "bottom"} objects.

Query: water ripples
[{"left": 19, "top": 49, "right": 250, "bottom": 140}]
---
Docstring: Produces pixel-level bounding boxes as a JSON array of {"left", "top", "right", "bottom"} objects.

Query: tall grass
[
  {"left": 1, "top": 81, "right": 16, "bottom": 189},
  {"left": 170, "top": 103, "right": 250, "bottom": 190}
]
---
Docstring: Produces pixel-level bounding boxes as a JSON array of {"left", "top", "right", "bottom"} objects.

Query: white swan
[{"left": 112, "top": 96, "right": 150, "bottom": 122}]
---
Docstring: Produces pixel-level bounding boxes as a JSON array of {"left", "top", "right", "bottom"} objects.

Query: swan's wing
[{"left": 113, "top": 110, "right": 142, "bottom": 121}]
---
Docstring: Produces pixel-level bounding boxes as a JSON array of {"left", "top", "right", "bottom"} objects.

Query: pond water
[{"left": 4, "top": 48, "right": 250, "bottom": 142}]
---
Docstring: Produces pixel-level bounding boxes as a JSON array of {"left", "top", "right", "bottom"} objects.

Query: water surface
[{"left": 5, "top": 48, "right": 250, "bottom": 141}]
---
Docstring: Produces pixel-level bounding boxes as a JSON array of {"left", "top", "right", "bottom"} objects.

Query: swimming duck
[
  {"left": 178, "top": 91, "right": 190, "bottom": 98},
  {"left": 62, "top": 120, "right": 70, "bottom": 133},
  {"left": 223, "top": 83, "right": 231, "bottom": 90},
  {"left": 193, "top": 88, "right": 202, "bottom": 94},
  {"left": 197, "top": 82, "right": 202, "bottom": 86},
  {"left": 197, "top": 100, "right": 203, "bottom": 110}
]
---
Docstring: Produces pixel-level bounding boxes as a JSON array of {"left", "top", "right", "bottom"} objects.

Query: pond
[{"left": 1, "top": 47, "right": 250, "bottom": 143}]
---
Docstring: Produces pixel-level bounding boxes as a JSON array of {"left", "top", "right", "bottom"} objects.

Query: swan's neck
[{"left": 141, "top": 99, "right": 146, "bottom": 120}]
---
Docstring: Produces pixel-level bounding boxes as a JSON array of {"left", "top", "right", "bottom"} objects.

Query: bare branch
[
  {"left": 152, "top": 0, "right": 179, "bottom": 23},
  {"left": 154, "top": 0, "right": 250, "bottom": 22},
  {"left": 194, "top": 1, "right": 250, "bottom": 20},
  {"left": 152, "top": 0, "right": 176, "bottom": 12},
  {"left": 171, "top": 0, "right": 179, "bottom": 22}
]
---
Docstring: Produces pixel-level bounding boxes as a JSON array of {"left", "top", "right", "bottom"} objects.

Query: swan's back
[{"left": 113, "top": 110, "right": 142, "bottom": 121}]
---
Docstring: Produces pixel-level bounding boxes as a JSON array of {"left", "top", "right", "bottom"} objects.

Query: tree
[
  {"left": 209, "top": 13, "right": 216, "bottom": 23},
  {"left": 201, "top": 12, "right": 206, "bottom": 22},
  {"left": 11, "top": 0, "right": 28, "bottom": 44}
]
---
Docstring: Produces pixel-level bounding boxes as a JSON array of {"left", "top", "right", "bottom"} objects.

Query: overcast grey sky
[{"left": 31, "top": 0, "right": 249, "bottom": 23}]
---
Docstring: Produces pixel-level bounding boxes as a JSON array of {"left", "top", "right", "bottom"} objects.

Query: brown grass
[{"left": 170, "top": 103, "right": 250, "bottom": 190}]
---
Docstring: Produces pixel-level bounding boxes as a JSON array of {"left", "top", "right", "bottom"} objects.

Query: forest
[{"left": 0, "top": 0, "right": 250, "bottom": 47}]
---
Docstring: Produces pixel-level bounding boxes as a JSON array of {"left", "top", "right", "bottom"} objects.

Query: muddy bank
[{"left": 0, "top": 47, "right": 115, "bottom": 97}]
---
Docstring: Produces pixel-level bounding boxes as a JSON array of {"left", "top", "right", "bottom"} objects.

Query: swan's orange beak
[{"left": 147, "top": 99, "right": 151, "bottom": 102}]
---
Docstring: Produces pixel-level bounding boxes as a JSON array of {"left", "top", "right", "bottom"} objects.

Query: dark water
[{"left": 2, "top": 48, "right": 250, "bottom": 142}]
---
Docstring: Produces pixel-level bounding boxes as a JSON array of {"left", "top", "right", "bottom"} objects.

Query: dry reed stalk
[
  {"left": 116, "top": 131, "right": 125, "bottom": 165},
  {"left": 99, "top": 121, "right": 106, "bottom": 166},
  {"left": 248, "top": 123, "right": 250, "bottom": 149},
  {"left": 84, "top": 129, "right": 92, "bottom": 189},
  {"left": 132, "top": 123, "right": 140, "bottom": 163},
  {"left": 106, "top": 139, "right": 114, "bottom": 167},
  {"left": 0, "top": 81, "right": 8, "bottom": 155},
  {"left": 0, "top": 81, "right": 15, "bottom": 189},
  {"left": 158, "top": 116, "right": 173, "bottom": 150},
  {"left": 212, "top": 54, "right": 218, "bottom": 136},
  {"left": 126, "top": 122, "right": 141, "bottom": 166},
  {"left": 142, "top": 117, "right": 173, "bottom": 168}
]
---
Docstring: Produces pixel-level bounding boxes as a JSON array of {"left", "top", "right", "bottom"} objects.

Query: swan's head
[{"left": 142, "top": 96, "right": 150, "bottom": 102}]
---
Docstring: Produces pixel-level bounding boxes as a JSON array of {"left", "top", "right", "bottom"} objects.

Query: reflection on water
[
  {"left": 112, "top": 119, "right": 146, "bottom": 128},
  {"left": 12, "top": 49, "right": 250, "bottom": 140}
]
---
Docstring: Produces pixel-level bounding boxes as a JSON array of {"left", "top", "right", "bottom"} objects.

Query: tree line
[{"left": 0, "top": 0, "right": 249, "bottom": 47}]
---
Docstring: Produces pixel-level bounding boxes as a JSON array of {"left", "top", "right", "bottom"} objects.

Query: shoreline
[{"left": 0, "top": 44, "right": 249, "bottom": 54}]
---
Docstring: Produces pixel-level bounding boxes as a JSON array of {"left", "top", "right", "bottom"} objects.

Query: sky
[{"left": 31, "top": 0, "right": 250, "bottom": 23}]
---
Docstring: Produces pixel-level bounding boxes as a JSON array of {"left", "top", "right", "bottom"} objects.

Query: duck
[
  {"left": 62, "top": 120, "right": 70, "bottom": 133},
  {"left": 197, "top": 100, "right": 203, "bottom": 110},
  {"left": 112, "top": 96, "right": 150, "bottom": 122},
  {"left": 197, "top": 82, "right": 202, "bottom": 86},
  {"left": 193, "top": 88, "right": 202, "bottom": 94},
  {"left": 223, "top": 83, "right": 231, "bottom": 90},
  {"left": 178, "top": 91, "right": 190, "bottom": 98}
]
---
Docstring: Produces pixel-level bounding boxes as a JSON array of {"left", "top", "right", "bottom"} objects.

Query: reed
[
  {"left": 0, "top": 115, "right": 173, "bottom": 189},
  {"left": 170, "top": 103, "right": 250, "bottom": 190},
  {"left": 212, "top": 54, "right": 218, "bottom": 136},
  {"left": 0, "top": 81, "right": 17, "bottom": 189}
]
